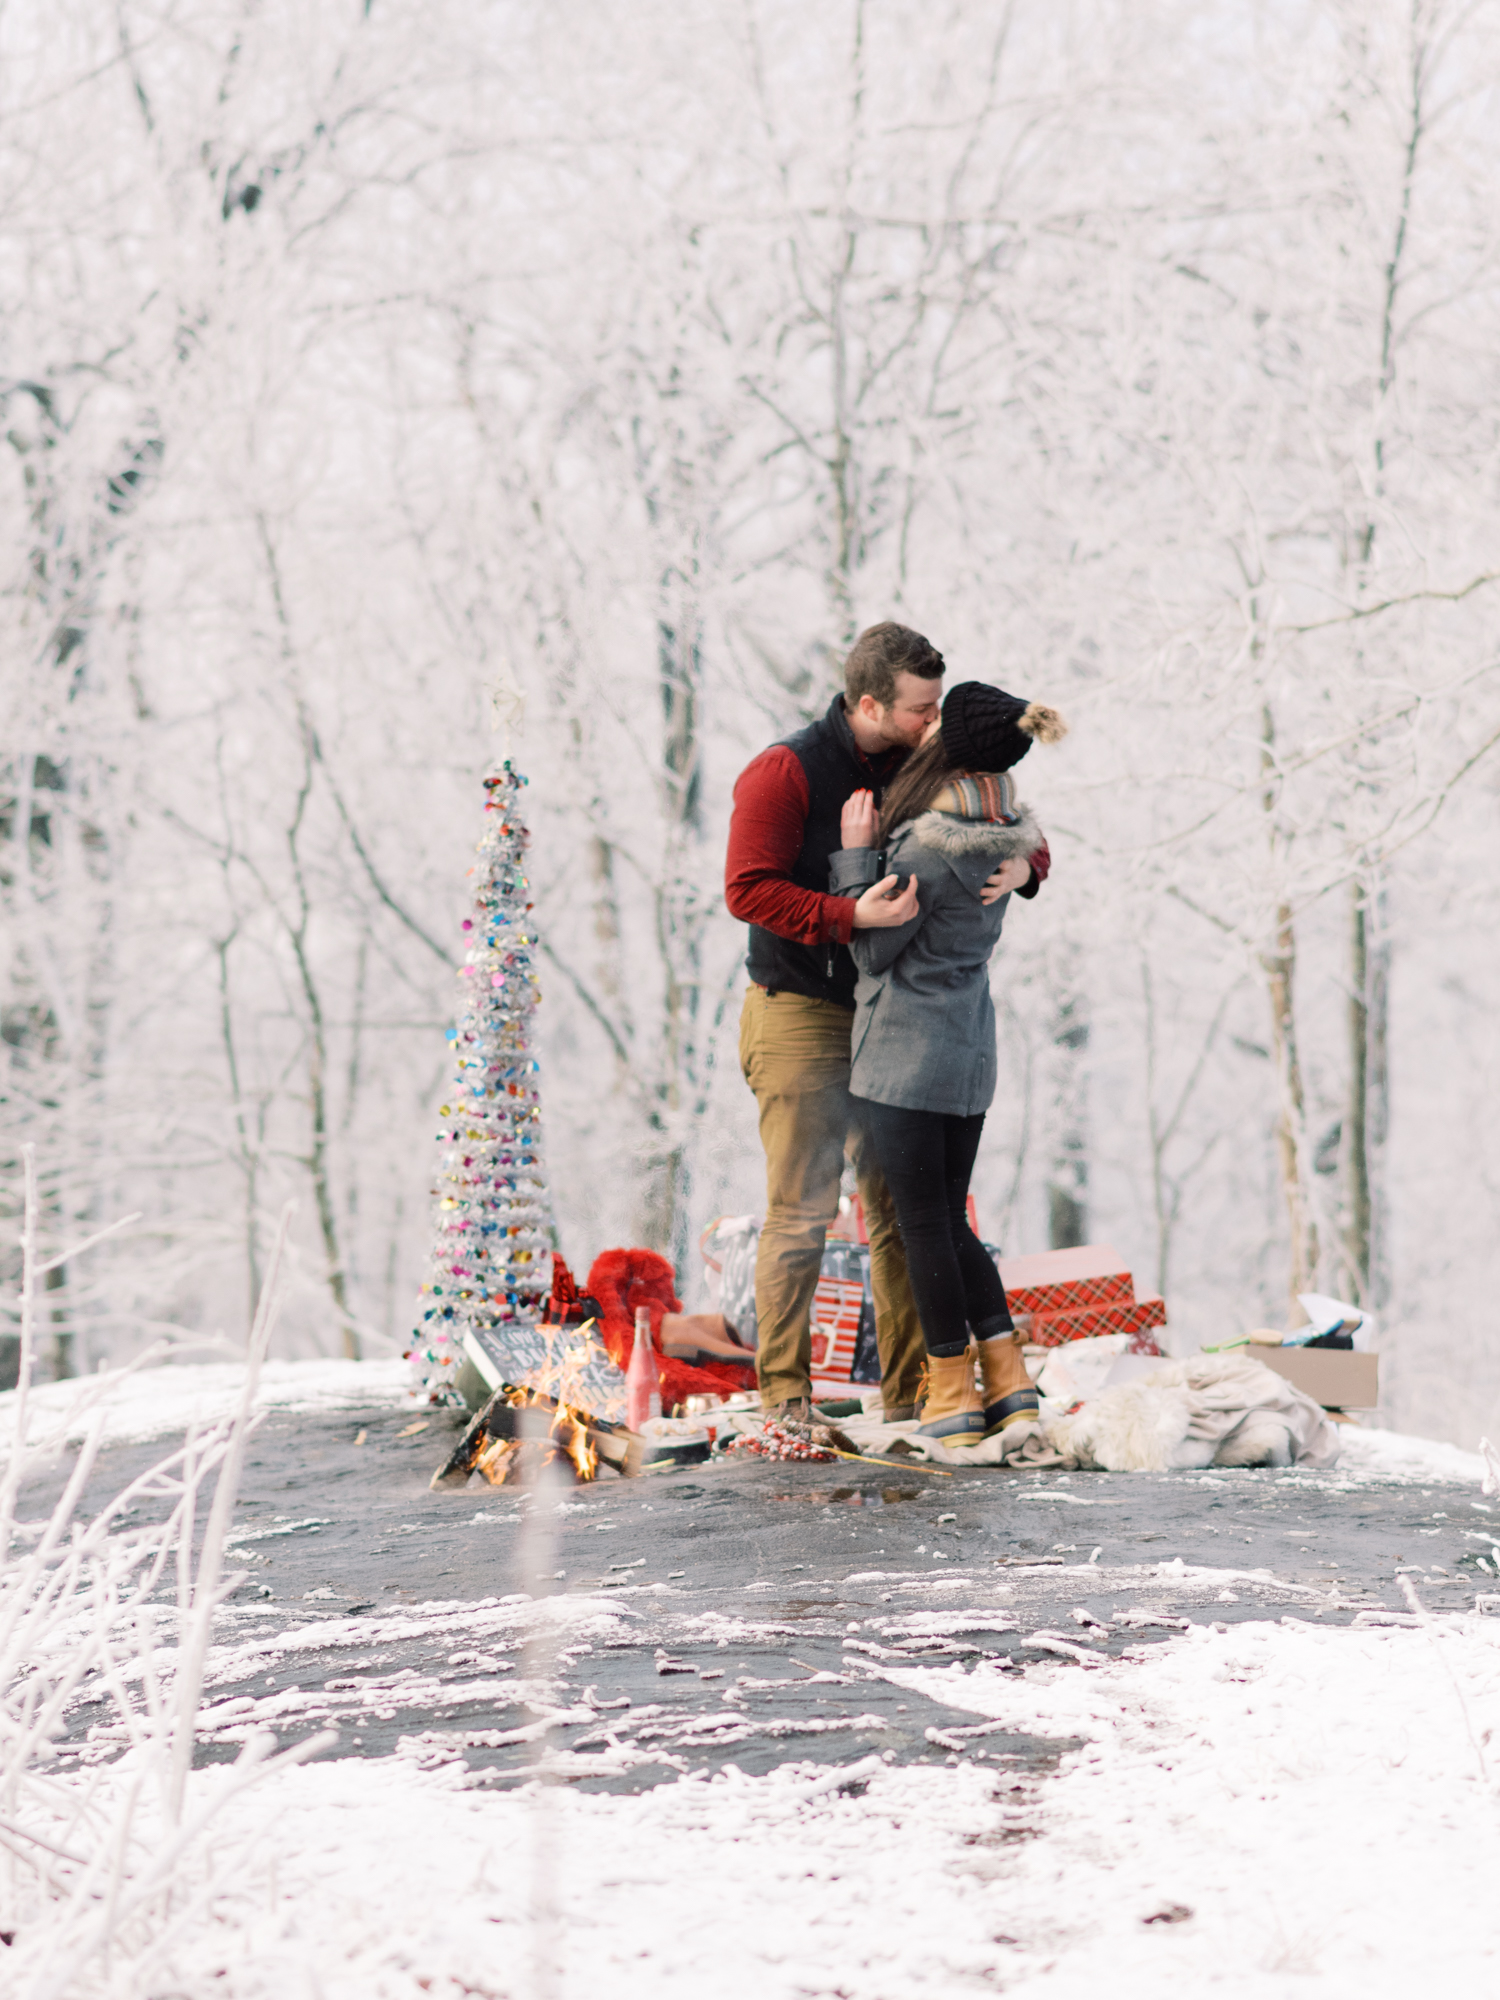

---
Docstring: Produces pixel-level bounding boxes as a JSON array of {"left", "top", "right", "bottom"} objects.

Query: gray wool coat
[{"left": 829, "top": 804, "right": 1042, "bottom": 1117}]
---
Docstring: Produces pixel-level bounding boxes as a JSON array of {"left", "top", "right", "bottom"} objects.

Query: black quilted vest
[{"left": 746, "top": 693, "right": 906, "bottom": 1010}]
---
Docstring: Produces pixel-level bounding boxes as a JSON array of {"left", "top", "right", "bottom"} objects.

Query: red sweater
[{"left": 725, "top": 743, "right": 1050, "bottom": 945}]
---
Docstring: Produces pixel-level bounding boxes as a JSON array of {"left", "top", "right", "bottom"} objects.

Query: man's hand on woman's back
[{"left": 979, "top": 857, "right": 1032, "bottom": 903}]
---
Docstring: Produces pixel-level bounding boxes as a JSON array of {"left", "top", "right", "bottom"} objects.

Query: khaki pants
[{"left": 738, "top": 986, "right": 926, "bottom": 1414}]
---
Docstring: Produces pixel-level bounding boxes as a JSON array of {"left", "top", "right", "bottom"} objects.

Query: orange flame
[
  {"left": 475, "top": 1434, "right": 520, "bottom": 1485},
  {"left": 555, "top": 1407, "right": 598, "bottom": 1480},
  {"left": 485, "top": 1322, "right": 609, "bottom": 1483},
  {"left": 530, "top": 1318, "right": 624, "bottom": 1422}
]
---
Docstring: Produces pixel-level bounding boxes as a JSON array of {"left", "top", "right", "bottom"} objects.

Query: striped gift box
[{"left": 809, "top": 1275, "right": 864, "bottom": 1385}]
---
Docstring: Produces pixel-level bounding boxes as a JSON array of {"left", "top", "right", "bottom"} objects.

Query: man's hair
[{"left": 843, "top": 622, "right": 945, "bottom": 709}]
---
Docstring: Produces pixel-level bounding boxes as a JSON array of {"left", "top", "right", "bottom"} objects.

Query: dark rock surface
[{"left": 30, "top": 1398, "right": 1494, "bottom": 1795}]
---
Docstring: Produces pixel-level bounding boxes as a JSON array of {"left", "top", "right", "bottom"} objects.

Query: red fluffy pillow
[{"left": 585, "top": 1248, "right": 754, "bottom": 1410}]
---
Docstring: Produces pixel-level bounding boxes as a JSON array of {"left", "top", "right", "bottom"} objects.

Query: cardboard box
[{"left": 1253, "top": 1346, "right": 1379, "bottom": 1410}]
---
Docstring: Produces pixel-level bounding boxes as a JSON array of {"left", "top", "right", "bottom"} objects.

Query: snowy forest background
[{"left": 4, "top": 0, "right": 1499, "bottom": 1447}]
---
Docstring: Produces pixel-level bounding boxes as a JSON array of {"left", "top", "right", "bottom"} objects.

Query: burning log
[{"left": 430, "top": 1382, "right": 644, "bottom": 1490}]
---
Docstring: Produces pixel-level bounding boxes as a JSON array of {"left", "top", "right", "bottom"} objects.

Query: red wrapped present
[
  {"left": 994, "top": 1244, "right": 1136, "bottom": 1318},
  {"left": 992, "top": 1243, "right": 1168, "bottom": 1355},
  {"left": 1021, "top": 1295, "right": 1168, "bottom": 1348}
]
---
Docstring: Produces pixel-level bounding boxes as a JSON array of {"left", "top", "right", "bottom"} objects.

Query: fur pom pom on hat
[
  {"left": 939, "top": 681, "right": 1069, "bottom": 774},
  {"left": 1018, "top": 701, "right": 1068, "bottom": 744}
]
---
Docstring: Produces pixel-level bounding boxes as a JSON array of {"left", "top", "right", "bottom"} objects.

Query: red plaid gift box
[
  {"left": 994, "top": 1244, "right": 1136, "bottom": 1318},
  {"left": 992, "top": 1244, "right": 1167, "bottom": 1357},
  {"left": 1019, "top": 1296, "right": 1167, "bottom": 1350}
]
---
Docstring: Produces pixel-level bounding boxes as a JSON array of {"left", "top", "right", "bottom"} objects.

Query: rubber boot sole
[
  {"left": 982, "top": 1387, "right": 1040, "bottom": 1440},
  {"left": 917, "top": 1411, "right": 987, "bottom": 1446}
]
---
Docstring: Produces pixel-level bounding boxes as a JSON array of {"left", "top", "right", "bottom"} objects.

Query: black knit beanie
[{"left": 939, "top": 682, "right": 1068, "bottom": 772}]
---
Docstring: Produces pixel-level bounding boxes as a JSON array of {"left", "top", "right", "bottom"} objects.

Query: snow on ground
[
  {"left": 9, "top": 1362, "right": 1500, "bottom": 1995},
  {"left": 1332, "top": 1422, "right": 1488, "bottom": 1487},
  {"left": 871, "top": 1613, "right": 1500, "bottom": 1994},
  {"left": 0, "top": 1356, "right": 412, "bottom": 1452},
  {"left": 55, "top": 1609, "right": 1500, "bottom": 1999}
]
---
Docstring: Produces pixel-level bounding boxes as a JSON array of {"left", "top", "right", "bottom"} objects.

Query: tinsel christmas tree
[{"left": 407, "top": 763, "right": 560, "bottom": 1401}]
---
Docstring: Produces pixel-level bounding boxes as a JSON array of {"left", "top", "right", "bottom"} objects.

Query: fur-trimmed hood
[{"left": 905, "top": 800, "right": 1043, "bottom": 862}]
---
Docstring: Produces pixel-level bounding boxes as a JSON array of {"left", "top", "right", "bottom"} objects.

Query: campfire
[{"left": 431, "top": 1320, "right": 640, "bottom": 1489}]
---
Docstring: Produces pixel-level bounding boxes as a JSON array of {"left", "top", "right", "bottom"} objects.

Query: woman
[{"left": 830, "top": 681, "right": 1066, "bottom": 1447}]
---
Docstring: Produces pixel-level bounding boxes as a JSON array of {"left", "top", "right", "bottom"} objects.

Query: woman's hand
[
  {"left": 979, "top": 856, "right": 1031, "bottom": 904},
  {"left": 852, "top": 874, "right": 920, "bottom": 929},
  {"left": 840, "top": 789, "right": 878, "bottom": 848}
]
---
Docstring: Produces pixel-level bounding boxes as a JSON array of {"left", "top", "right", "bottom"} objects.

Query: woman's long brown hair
[{"left": 879, "top": 735, "right": 962, "bottom": 839}]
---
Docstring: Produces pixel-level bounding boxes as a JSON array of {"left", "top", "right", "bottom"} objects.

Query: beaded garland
[{"left": 407, "top": 762, "right": 559, "bottom": 1401}]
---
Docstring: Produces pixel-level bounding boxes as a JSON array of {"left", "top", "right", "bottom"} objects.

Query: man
[{"left": 725, "top": 621, "right": 1049, "bottom": 1428}]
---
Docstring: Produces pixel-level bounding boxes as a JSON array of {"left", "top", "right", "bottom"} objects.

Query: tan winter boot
[
  {"left": 976, "top": 1331, "right": 1039, "bottom": 1441},
  {"left": 916, "top": 1348, "right": 986, "bottom": 1446}
]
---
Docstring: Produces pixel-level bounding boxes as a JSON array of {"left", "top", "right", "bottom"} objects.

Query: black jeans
[{"left": 853, "top": 1099, "right": 1013, "bottom": 1357}]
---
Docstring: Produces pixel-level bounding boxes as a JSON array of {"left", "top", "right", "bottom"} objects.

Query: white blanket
[{"left": 840, "top": 1353, "right": 1340, "bottom": 1472}]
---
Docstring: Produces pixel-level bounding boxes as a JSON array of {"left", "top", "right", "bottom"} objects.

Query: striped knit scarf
[{"left": 928, "top": 770, "right": 1020, "bottom": 825}]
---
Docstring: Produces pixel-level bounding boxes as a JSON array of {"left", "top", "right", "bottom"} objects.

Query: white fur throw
[
  {"left": 841, "top": 1353, "right": 1340, "bottom": 1471},
  {"left": 1043, "top": 1379, "right": 1195, "bottom": 1472}
]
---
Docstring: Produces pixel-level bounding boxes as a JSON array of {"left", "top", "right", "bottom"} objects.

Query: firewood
[{"left": 429, "top": 1382, "right": 643, "bottom": 1489}]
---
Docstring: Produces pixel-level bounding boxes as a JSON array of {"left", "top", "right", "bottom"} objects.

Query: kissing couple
[{"left": 726, "top": 621, "right": 1066, "bottom": 1452}]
